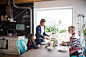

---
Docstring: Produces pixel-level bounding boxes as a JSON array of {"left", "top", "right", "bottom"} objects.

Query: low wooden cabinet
[{"left": 0, "top": 36, "right": 19, "bottom": 55}]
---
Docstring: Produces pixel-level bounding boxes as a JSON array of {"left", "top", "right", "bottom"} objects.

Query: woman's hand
[
  {"left": 46, "top": 38, "right": 50, "bottom": 40},
  {"left": 62, "top": 41, "right": 65, "bottom": 44},
  {"left": 44, "top": 37, "right": 50, "bottom": 40},
  {"left": 62, "top": 41, "right": 66, "bottom": 46},
  {"left": 48, "top": 35, "right": 50, "bottom": 37}
]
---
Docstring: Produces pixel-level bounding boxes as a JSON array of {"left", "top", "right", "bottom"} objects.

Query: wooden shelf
[
  {"left": 0, "top": 0, "right": 50, "bottom": 4},
  {"left": 1, "top": 21, "right": 16, "bottom": 22}
]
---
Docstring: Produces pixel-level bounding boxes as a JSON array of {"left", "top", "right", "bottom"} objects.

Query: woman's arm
[
  {"left": 72, "top": 38, "right": 80, "bottom": 47},
  {"left": 43, "top": 31, "right": 48, "bottom": 36},
  {"left": 66, "top": 42, "right": 72, "bottom": 46},
  {"left": 66, "top": 38, "right": 80, "bottom": 47},
  {"left": 62, "top": 41, "right": 72, "bottom": 46},
  {"left": 43, "top": 26, "right": 49, "bottom": 36},
  {"left": 36, "top": 26, "right": 50, "bottom": 40}
]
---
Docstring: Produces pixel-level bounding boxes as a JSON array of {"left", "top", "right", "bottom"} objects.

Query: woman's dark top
[{"left": 35, "top": 25, "right": 48, "bottom": 45}]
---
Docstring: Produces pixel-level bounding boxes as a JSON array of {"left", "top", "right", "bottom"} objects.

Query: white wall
[{"left": 34, "top": 0, "right": 86, "bottom": 46}]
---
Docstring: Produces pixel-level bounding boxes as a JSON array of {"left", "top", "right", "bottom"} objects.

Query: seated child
[{"left": 27, "top": 33, "right": 40, "bottom": 51}]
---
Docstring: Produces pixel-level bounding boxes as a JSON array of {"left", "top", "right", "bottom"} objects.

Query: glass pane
[{"left": 36, "top": 8, "right": 72, "bottom": 33}]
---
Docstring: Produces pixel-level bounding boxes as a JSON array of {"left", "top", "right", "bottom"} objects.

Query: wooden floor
[{"left": 0, "top": 54, "right": 19, "bottom": 57}]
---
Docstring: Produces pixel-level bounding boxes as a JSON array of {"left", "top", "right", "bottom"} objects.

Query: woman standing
[{"left": 35, "top": 19, "right": 50, "bottom": 45}]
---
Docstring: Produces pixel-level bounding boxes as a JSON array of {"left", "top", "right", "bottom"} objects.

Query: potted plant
[
  {"left": 45, "top": 19, "right": 67, "bottom": 34},
  {"left": 82, "top": 14, "right": 86, "bottom": 38},
  {"left": 4, "top": 15, "right": 8, "bottom": 21},
  {"left": 83, "top": 24, "right": 86, "bottom": 38},
  {"left": 59, "top": 28, "right": 67, "bottom": 33},
  {"left": 50, "top": 39, "right": 57, "bottom": 47},
  {"left": 8, "top": 16, "right": 11, "bottom": 21},
  {"left": 45, "top": 24, "right": 59, "bottom": 35}
]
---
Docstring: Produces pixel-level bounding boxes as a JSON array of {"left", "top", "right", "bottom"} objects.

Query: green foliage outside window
[
  {"left": 45, "top": 19, "right": 67, "bottom": 34},
  {"left": 84, "top": 24, "right": 86, "bottom": 36}
]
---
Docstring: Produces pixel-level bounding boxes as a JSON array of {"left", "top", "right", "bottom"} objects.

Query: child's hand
[{"left": 37, "top": 44, "right": 40, "bottom": 47}]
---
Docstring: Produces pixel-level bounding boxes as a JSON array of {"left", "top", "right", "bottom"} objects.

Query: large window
[{"left": 34, "top": 7, "right": 73, "bottom": 34}]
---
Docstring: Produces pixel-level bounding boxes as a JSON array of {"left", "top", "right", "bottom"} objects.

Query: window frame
[{"left": 34, "top": 6, "right": 74, "bottom": 34}]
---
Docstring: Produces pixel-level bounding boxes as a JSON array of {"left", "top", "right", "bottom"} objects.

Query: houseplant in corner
[
  {"left": 83, "top": 24, "right": 86, "bottom": 38},
  {"left": 82, "top": 14, "right": 86, "bottom": 38}
]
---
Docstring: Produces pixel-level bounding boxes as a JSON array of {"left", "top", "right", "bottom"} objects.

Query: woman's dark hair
[
  {"left": 40, "top": 19, "right": 46, "bottom": 24},
  {"left": 27, "top": 33, "right": 34, "bottom": 46}
]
